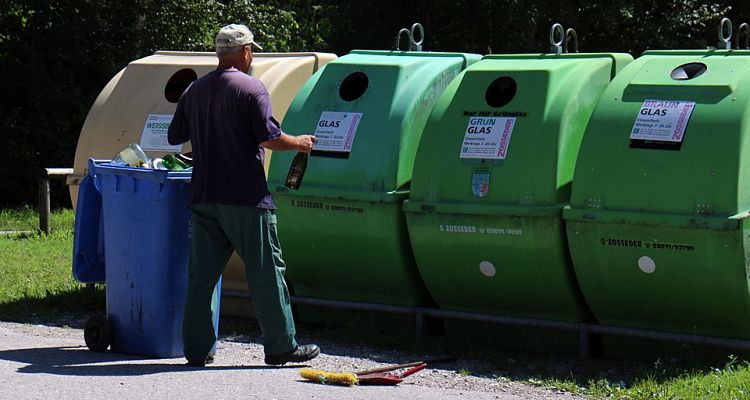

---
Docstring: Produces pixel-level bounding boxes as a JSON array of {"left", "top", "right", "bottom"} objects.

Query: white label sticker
[
  {"left": 313, "top": 111, "right": 363, "bottom": 152},
  {"left": 139, "top": 114, "right": 182, "bottom": 152},
  {"left": 630, "top": 100, "right": 695, "bottom": 143},
  {"left": 459, "top": 117, "right": 516, "bottom": 159}
]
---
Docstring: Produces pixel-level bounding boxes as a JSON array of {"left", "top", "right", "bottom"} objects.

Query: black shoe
[
  {"left": 186, "top": 353, "right": 215, "bottom": 367},
  {"left": 264, "top": 344, "right": 320, "bottom": 366}
]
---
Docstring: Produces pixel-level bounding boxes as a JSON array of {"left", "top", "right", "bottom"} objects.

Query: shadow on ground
[
  {"left": 0, "top": 286, "right": 105, "bottom": 329},
  {"left": 0, "top": 345, "right": 300, "bottom": 376},
  {"left": 0, "top": 297, "right": 745, "bottom": 389}
]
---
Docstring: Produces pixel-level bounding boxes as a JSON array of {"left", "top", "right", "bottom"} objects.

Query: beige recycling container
[{"left": 70, "top": 50, "right": 336, "bottom": 317}]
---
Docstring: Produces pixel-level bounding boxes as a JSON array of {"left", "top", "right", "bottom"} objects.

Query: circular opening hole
[
  {"left": 339, "top": 72, "right": 368, "bottom": 101},
  {"left": 485, "top": 76, "right": 517, "bottom": 108},
  {"left": 165, "top": 68, "right": 198, "bottom": 103},
  {"left": 670, "top": 63, "right": 707, "bottom": 81}
]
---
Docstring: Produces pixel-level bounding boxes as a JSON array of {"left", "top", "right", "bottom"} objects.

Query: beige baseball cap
[{"left": 215, "top": 24, "right": 263, "bottom": 50}]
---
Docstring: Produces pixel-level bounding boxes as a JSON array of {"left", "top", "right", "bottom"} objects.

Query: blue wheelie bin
[{"left": 73, "top": 159, "right": 220, "bottom": 357}]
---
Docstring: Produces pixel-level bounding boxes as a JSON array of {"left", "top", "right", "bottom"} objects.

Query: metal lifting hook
[
  {"left": 718, "top": 17, "right": 732, "bottom": 50},
  {"left": 549, "top": 23, "right": 564, "bottom": 54},
  {"left": 737, "top": 23, "right": 750, "bottom": 50},
  {"left": 395, "top": 23, "right": 425, "bottom": 51},
  {"left": 409, "top": 23, "right": 424, "bottom": 51},
  {"left": 550, "top": 24, "right": 578, "bottom": 54},
  {"left": 564, "top": 28, "right": 579, "bottom": 53},
  {"left": 395, "top": 28, "right": 410, "bottom": 51}
]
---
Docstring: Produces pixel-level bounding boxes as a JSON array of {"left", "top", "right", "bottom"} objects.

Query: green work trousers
[{"left": 182, "top": 203, "right": 298, "bottom": 361}]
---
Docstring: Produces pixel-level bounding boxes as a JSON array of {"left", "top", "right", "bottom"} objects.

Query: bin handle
[
  {"left": 718, "top": 17, "right": 732, "bottom": 50},
  {"left": 564, "top": 28, "right": 579, "bottom": 53},
  {"left": 737, "top": 22, "right": 750, "bottom": 50},
  {"left": 549, "top": 23, "right": 564, "bottom": 54}
]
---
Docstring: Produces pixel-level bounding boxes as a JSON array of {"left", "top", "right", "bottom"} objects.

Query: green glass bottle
[
  {"left": 162, "top": 154, "right": 187, "bottom": 170},
  {"left": 285, "top": 152, "right": 308, "bottom": 190}
]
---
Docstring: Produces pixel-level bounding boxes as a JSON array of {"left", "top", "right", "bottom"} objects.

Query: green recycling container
[
  {"left": 404, "top": 52, "right": 632, "bottom": 321},
  {"left": 268, "top": 50, "right": 481, "bottom": 307},
  {"left": 563, "top": 49, "right": 750, "bottom": 339}
]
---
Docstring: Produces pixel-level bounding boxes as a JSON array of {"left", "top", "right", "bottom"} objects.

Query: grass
[
  {"left": 538, "top": 356, "right": 750, "bottom": 399},
  {"left": 416, "top": 336, "right": 750, "bottom": 399},
  {"left": 0, "top": 207, "right": 104, "bottom": 321},
  {"left": 3, "top": 207, "right": 750, "bottom": 399},
  {"left": 0, "top": 204, "right": 78, "bottom": 232},
  {"left": 0, "top": 205, "right": 41, "bottom": 231},
  {"left": 605, "top": 356, "right": 750, "bottom": 399},
  {"left": 240, "top": 308, "right": 750, "bottom": 399}
]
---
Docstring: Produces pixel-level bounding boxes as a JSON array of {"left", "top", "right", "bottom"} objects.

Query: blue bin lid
[
  {"left": 92, "top": 161, "right": 192, "bottom": 183},
  {"left": 72, "top": 171, "right": 105, "bottom": 283}
]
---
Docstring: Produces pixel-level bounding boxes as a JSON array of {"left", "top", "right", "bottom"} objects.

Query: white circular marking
[
  {"left": 638, "top": 256, "right": 656, "bottom": 274},
  {"left": 479, "top": 261, "right": 496, "bottom": 277}
]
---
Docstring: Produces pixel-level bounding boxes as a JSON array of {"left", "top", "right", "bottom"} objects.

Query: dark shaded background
[{"left": 1, "top": 0, "right": 747, "bottom": 208}]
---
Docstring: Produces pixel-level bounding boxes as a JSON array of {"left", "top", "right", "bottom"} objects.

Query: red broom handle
[
  {"left": 354, "top": 356, "right": 457, "bottom": 375},
  {"left": 355, "top": 361, "right": 423, "bottom": 375},
  {"left": 398, "top": 363, "right": 426, "bottom": 378}
]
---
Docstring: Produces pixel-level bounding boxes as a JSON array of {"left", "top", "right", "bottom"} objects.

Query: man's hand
[
  {"left": 261, "top": 133, "right": 317, "bottom": 152},
  {"left": 296, "top": 135, "right": 316, "bottom": 153}
]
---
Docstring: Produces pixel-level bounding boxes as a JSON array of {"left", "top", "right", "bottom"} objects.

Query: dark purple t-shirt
[{"left": 168, "top": 69, "right": 281, "bottom": 208}]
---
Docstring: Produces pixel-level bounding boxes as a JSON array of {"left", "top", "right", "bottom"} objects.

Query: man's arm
[
  {"left": 249, "top": 82, "right": 315, "bottom": 152},
  {"left": 261, "top": 133, "right": 316, "bottom": 152}
]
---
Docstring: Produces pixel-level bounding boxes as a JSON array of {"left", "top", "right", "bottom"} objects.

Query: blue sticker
[{"left": 471, "top": 168, "right": 491, "bottom": 198}]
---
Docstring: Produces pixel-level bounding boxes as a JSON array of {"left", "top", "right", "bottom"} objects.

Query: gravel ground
[{"left": 0, "top": 318, "right": 586, "bottom": 400}]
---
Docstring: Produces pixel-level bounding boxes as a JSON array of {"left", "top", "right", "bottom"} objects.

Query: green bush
[{"left": 0, "top": 0, "right": 316, "bottom": 208}]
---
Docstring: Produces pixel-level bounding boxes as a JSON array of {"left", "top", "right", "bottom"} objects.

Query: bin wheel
[{"left": 84, "top": 315, "right": 111, "bottom": 352}]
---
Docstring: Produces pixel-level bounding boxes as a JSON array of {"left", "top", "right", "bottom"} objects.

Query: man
[{"left": 168, "top": 24, "right": 319, "bottom": 367}]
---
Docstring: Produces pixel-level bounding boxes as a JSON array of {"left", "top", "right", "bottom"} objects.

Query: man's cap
[{"left": 215, "top": 24, "right": 263, "bottom": 50}]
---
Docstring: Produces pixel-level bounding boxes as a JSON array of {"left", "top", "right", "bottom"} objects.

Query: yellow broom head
[{"left": 299, "top": 368, "right": 359, "bottom": 386}]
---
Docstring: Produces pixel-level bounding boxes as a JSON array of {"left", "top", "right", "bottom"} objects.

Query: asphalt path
[{"left": 0, "top": 322, "right": 549, "bottom": 400}]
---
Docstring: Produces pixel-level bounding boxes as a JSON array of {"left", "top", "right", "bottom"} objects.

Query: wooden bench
[{"left": 39, "top": 168, "right": 74, "bottom": 235}]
